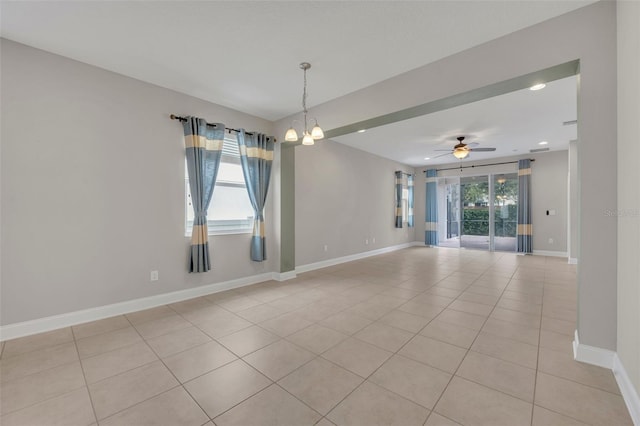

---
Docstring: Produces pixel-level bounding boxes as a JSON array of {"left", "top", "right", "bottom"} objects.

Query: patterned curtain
[
  {"left": 395, "top": 171, "right": 404, "bottom": 228},
  {"left": 183, "top": 117, "right": 225, "bottom": 272},
  {"left": 517, "top": 159, "right": 533, "bottom": 253},
  {"left": 407, "top": 174, "right": 415, "bottom": 228},
  {"left": 237, "top": 130, "right": 275, "bottom": 261},
  {"left": 425, "top": 169, "right": 438, "bottom": 245}
]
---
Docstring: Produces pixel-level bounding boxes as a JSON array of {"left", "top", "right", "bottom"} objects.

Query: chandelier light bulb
[
  {"left": 302, "top": 132, "right": 315, "bottom": 145},
  {"left": 285, "top": 127, "right": 299, "bottom": 142},
  {"left": 311, "top": 123, "right": 324, "bottom": 140}
]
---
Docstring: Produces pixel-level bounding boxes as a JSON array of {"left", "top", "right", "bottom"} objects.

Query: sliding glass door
[
  {"left": 438, "top": 173, "right": 517, "bottom": 252},
  {"left": 460, "top": 176, "right": 490, "bottom": 250},
  {"left": 438, "top": 178, "right": 461, "bottom": 248},
  {"left": 493, "top": 173, "right": 518, "bottom": 252}
]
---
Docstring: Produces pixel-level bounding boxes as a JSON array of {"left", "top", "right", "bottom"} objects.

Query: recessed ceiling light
[
  {"left": 530, "top": 83, "right": 546, "bottom": 91},
  {"left": 357, "top": 129, "right": 366, "bottom": 133},
  {"left": 424, "top": 157, "right": 430, "bottom": 160},
  {"left": 539, "top": 141, "right": 548, "bottom": 145}
]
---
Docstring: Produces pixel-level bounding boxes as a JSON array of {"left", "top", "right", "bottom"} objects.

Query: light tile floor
[{"left": 0, "top": 247, "right": 633, "bottom": 426}]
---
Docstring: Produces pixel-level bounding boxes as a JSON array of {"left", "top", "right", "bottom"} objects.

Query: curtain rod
[
  {"left": 424, "top": 159, "right": 535, "bottom": 173},
  {"left": 170, "top": 114, "right": 277, "bottom": 141}
]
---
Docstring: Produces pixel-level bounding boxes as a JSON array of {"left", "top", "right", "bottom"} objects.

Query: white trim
[
  {"left": 296, "top": 241, "right": 423, "bottom": 274},
  {"left": 568, "top": 257, "right": 578, "bottom": 264},
  {"left": 0, "top": 272, "right": 274, "bottom": 341},
  {"left": 272, "top": 271, "right": 297, "bottom": 281},
  {"left": 572, "top": 330, "right": 640, "bottom": 424},
  {"left": 573, "top": 330, "right": 615, "bottom": 369},
  {"left": 532, "top": 249, "right": 569, "bottom": 258},
  {"left": 613, "top": 353, "right": 640, "bottom": 425}
]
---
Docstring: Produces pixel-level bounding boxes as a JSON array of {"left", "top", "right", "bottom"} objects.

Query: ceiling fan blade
[
  {"left": 434, "top": 149, "right": 453, "bottom": 152},
  {"left": 470, "top": 147, "right": 496, "bottom": 152}
]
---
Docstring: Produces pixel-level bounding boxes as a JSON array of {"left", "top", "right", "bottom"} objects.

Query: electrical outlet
[
  {"left": 372, "top": 237, "right": 376, "bottom": 244},
  {"left": 323, "top": 245, "right": 328, "bottom": 252},
  {"left": 150, "top": 270, "right": 159, "bottom": 282},
  {"left": 548, "top": 238, "right": 554, "bottom": 245},
  {"left": 365, "top": 239, "right": 369, "bottom": 245}
]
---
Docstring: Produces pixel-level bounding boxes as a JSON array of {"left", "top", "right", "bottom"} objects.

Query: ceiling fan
[{"left": 433, "top": 136, "right": 496, "bottom": 159}]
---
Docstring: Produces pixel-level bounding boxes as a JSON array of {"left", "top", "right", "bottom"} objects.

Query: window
[
  {"left": 395, "top": 171, "right": 414, "bottom": 228},
  {"left": 185, "top": 135, "right": 254, "bottom": 235},
  {"left": 402, "top": 187, "right": 409, "bottom": 223}
]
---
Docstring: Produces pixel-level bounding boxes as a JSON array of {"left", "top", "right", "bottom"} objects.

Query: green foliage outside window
[{"left": 462, "top": 205, "right": 517, "bottom": 236}]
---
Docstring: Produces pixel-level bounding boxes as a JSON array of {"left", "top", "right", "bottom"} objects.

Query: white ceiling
[
  {"left": 332, "top": 75, "right": 577, "bottom": 167},
  {"left": 1, "top": 1, "right": 594, "bottom": 121}
]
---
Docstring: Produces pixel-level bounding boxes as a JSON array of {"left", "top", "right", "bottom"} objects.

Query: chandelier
[{"left": 284, "top": 62, "right": 324, "bottom": 145}]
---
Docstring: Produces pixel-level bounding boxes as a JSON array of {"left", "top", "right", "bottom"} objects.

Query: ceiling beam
[{"left": 324, "top": 60, "right": 579, "bottom": 140}]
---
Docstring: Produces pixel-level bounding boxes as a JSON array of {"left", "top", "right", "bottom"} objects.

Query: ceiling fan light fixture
[
  {"left": 497, "top": 175, "right": 507, "bottom": 184},
  {"left": 453, "top": 147, "right": 469, "bottom": 159}
]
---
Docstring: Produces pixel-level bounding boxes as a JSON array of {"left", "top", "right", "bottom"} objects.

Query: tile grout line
[
  {"left": 202, "top": 358, "right": 275, "bottom": 423},
  {"left": 530, "top": 268, "right": 547, "bottom": 426},
  {"left": 70, "top": 326, "right": 100, "bottom": 426}
]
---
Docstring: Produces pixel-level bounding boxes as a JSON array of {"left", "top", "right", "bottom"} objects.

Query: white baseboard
[
  {"left": 296, "top": 241, "right": 423, "bottom": 274},
  {"left": 0, "top": 272, "right": 276, "bottom": 341},
  {"left": 573, "top": 330, "right": 640, "bottom": 423},
  {"left": 613, "top": 353, "right": 640, "bottom": 425},
  {"left": 573, "top": 330, "right": 615, "bottom": 369},
  {"left": 533, "top": 249, "right": 569, "bottom": 258},
  {"left": 568, "top": 257, "right": 578, "bottom": 264},
  {"left": 272, "top": 270, "right": 297, "bottom": 281}
]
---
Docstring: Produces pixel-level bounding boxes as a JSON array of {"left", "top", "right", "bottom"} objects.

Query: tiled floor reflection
[{"left": 0, "top": 247, "right": 632, "bottom": 425}]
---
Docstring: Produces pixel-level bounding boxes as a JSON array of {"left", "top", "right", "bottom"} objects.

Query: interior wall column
[{"left": 280, "top": 143, "right": 296, "bottom": 272}]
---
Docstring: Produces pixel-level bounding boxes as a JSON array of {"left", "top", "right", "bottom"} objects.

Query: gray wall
[
  {"left": 617, "top": 0, "right": 640, "bottom": 395},
  {"left": 294, "top": 138, "right": 416, "bottom": 267},
  {"left": 415, "top": 151, "right": 569, "bottom": 254},
  {"left": 277, "top": 1, "right": 617, "bottom": 351},
  {"left": 1, "top": 40, "right": 276, "bottom": 325}
]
